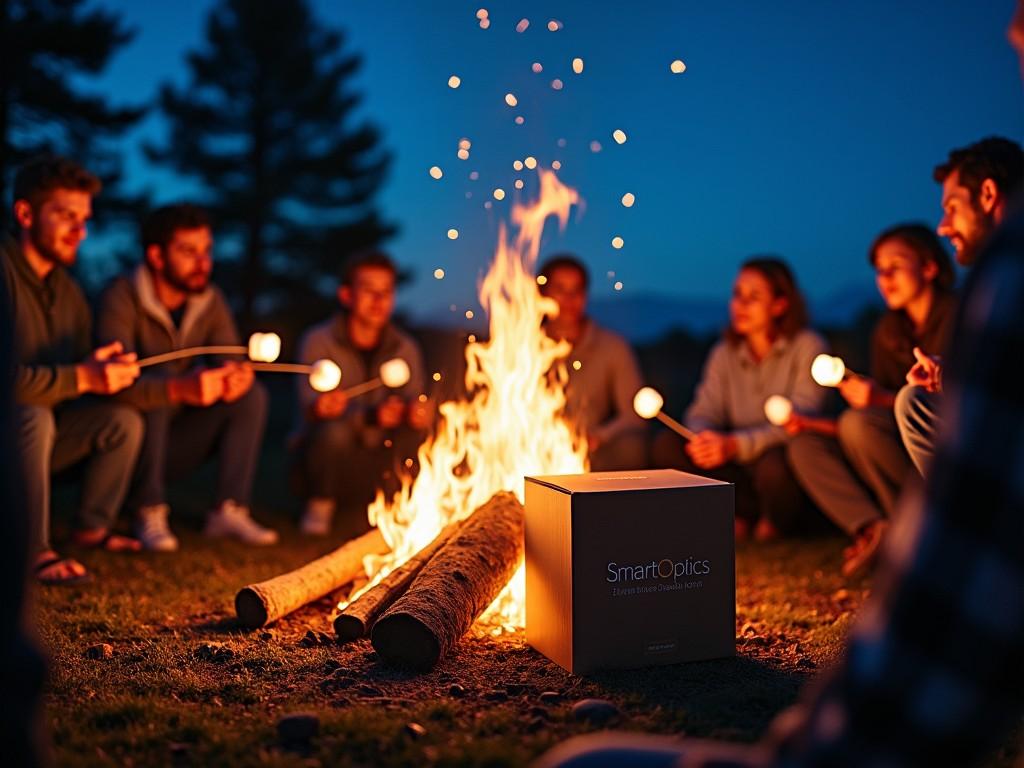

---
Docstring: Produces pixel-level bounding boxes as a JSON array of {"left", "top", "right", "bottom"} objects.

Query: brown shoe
[{"left": 841, "top": 520, "right": 889, "bottom": 579}]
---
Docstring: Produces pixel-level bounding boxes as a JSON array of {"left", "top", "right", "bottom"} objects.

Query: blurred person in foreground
[
  {"left": 536, "top": 7, "right": 1024, "bottom": 766},
  {"left": 539, "top": 254, "right": 647, "bottom": 470}
]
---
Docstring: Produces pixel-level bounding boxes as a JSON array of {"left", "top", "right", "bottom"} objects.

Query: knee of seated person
[
  {"left": 100, "top": 404, "right": 145, "bottom": 448},
  {"left": 751, "top": 447, "right": 793, "bottom": 491},
  {"left": 17, "top": 405, "right": 56, "bottom": 445},
  {"left": 894, "top": 384, "right": 927, "bottom": 431},
  {"left": 234, "top": 379, "right": 269, "bottom": 416},
  {"left": 836, "top": 407, "right": 872, "bottom": 446},
  {"left": 308, "top": 420, "right": 357, "bottom": 454}
]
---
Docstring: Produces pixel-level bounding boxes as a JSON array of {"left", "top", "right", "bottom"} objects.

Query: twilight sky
[{"left": 90, "top": 0, "right": 1023, "bottom": 334}]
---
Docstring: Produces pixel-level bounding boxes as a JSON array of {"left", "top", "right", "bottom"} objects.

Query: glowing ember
[
  {"left": 515, "top": 116, "right": 525, "bottom": 125},
  {"left": 611, "top": 236, "right": 624, "bottom": 249},
  {"left": 457, "top": 148, "right": 470, "bottom": 160},
  {"left": 536, "top": 275, "right": 548, "bottom": 285},
  {"left": 380, "top": 358, "right": 412, "bottom": 388},
  {"left": 633, "top": 387, "right": 664, "bottom": 419},
  {"left": 479, "top": 18, "right": 490, "bottom": 29},
  {"left": 513, "top": 160, "right": 524, "bottom": 171},
  {"left": 447, "top": 228, "right": 459, "bottom": 240},
  {"left": 432, "top": 372, "right": 442, "bottom": 382},
  {"left": 476, "top": 8, "right": 488, "bottom": 20},
  {"left": 614, "top": 281, "right": 624, "bottom": 291},
  {"left": 514, "top": 179, "right": 524, "bottom": 190},
  {"left": 516, "top": 18, "right": 529, "bottom": 32},
  {"left": 459, "top": 138, "right": 472, "bottom": 150},
  {"left": 670, "top": 59, "right": 687, "bottom": 74},
  {"left": 247, "top": 332, "right": 281, "bottom": 363},
  {"left": 434, "top": 268, "right": 445, "bottom": 279},
  {"left": 532, "top": 62, "right": 543, "bottom": 73},
  {"left": 493, "top": 188, "right": 506, "bottom": 200},
  {"left": 551, "top": 78, "right": 564, "bottom": 90},
  {"left": 465, "top": 310, "right": 475, "bottom": 319},
  {"left": 524, "top": 156, "right": 537, "bottom": 169},
  {"left": 469, "top": 171, "right": 479, "bottom": 180},
  {"left": 342, "top": 169, "right": 585, "bottom": 632},
  {"left": 812, "top": 354, "right": 846, "bottom": 387},
  {"left": 590, "top": 140, "right": 602, "bottom": 152},
  {"left": 484, "top": 201, "right": 493, "bottom": 209},
  {"left": 448, "top": 75, "right": 461, "bottom": 88},
  {"left": 557, "top": 138, "right": 567, "bottom": 148},
  {"left": 613, "top": 129, "right": 627, "bottom": 144},
  {"left": 572, "top": 57, "right": 584, "bottom": 74},
  {"left": 621, "top": 192, "right": 636, "bottom": 207},
  {"left": 310, "top": 359, "right": 342, "bottom": 392},
  {"left": 505, "top": 93, "right": 518, "bottom": 107},
  {"left": 764, "top": 395, "right": 793, "bottom": 426},
  {"left": 429, "top": 166, "right": 443, "bottom": 179},
  {"left": 547, "top": 19, "right": 562, "bottom": 31},
  {"left": 572, "top": 360, "right": 582, "bottom": 371},
  {"left": 551, "top": 160, "right": 562, "bottom": 170}
]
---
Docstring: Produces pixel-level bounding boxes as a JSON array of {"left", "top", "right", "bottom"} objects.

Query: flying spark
[
  {"left": 524, "top": 156, "right": 537, "bottom": 169},
  {"left": 516, "top": 18, "right": 529, "bottom": 32},
  {"left": 448, "top": 75, "right": 461, "bottom": 88},
  {"left": 429, "top": 166, "right": 443, "bottom": 179},
  {"left": 572, "top": 57, "right": 584, "bottom": 74},
  {"left": 434, "top": 268, "right": 445, "bottom": 279},
  {"left": 621, "top": 192, "right": 636, "bottom": 207},
  {"left": 670, "top": 59, "right": 686, "bottom": 74},
  {"left": 447, "top": 229, "right": 459, "bottom": 240},
  {"left": 612, "top": 236, "right": 624, "bottom": 249},
  {"left": 493, "top": 188, "right": 506, "bottom": 200},
  {"left": 613, "top": 129, "right": 627, "bottom": 144},
  {"left": 505, "top": 93, "right": 518, "bottom": 107}
]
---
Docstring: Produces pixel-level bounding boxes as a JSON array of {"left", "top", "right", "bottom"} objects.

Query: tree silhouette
[
  {"left": 146, "top": 0, "right": 395, "bottom": 324},
  {"left": 0, "top": 0, "right": 144, "bottom": 218}
]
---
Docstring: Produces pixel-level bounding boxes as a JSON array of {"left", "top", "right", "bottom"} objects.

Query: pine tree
[
  {"left": 146, "top": 0, "right": 395, "bottom": 324},
  {"left": 0, "top": 0, "right": 144, "bottom": 217}
]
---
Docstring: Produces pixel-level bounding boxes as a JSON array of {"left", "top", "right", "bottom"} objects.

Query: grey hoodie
[{"left": 95, "top": 265, "right": 241, "bottom": 411}]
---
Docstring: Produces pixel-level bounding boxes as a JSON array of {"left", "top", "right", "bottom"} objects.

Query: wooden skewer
[
  {"left": 656, "top": 411, "right": 698, "bottom": 442},
  {"left": 249, "top": 362, "right": 313, "bottom": 374},
  {"left": 137, "top": 345, "right": 247, "bottom": 369},
  {"left": 341, "top": 377, "right": 383, "bottom": 399}
]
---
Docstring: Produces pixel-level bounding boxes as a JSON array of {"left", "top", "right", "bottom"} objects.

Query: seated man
[
  {"left": 788, "top": 224, "right": 957, "bottom": 576},
  {"left": 539, "top": 254, "right": 646, "bottom": 470},
  {"left": 896, "top": 136, "right": 1023, "bottom": 473},
  {"left": 295, "top": 251, "right": 429, "bottom": 536},
  {"left": 96, "top": 203, "right": 277, "bottom": 550},
  {"left": 1, "top": 156, "right": 144, "bottom": 584}
]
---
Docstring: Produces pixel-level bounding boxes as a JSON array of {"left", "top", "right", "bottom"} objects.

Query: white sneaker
[
  {"left": 135, "top": 504, "right": 179, "bottom": 552},
  {"left": 204, "top": 500, "right": 279, "bottom": 546},
  {"left": 300, "top": 498, "right": 335, "bottom": 536}
]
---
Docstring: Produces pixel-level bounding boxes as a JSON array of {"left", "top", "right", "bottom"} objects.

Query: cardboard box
[{"left": 524, "top": 469, "right": 734, "bottom": 674}]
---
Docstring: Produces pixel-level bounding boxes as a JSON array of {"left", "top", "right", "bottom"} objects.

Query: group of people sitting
[{"left": 4, "top": 134, "right": 1018, "bottom": 586}]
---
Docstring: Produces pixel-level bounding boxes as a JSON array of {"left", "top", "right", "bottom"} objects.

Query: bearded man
[{"left": 96, "top": 203, "right": 278, "bottom": 550}]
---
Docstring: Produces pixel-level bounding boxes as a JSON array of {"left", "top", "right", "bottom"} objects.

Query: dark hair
[
  {"left": 538, "top": 253, "right": 590, "bottom": 289},
  {"left": 869, "top": 223, "right": 955, "bottom": 292},
  {"left": 726, "top": 257, "right": 808, "bottom": 343},
  {"left": 933, "top": 136, "right": 1024, "bottom": 202},
  {"left": 141, "top": 203, "right": 211, "bottom": 252},
  {"left": 341, "top": 250, "right": 397, "bottom": 287},
  {"left": 13, "top": 155, "right": 101, "bottom": 211}
]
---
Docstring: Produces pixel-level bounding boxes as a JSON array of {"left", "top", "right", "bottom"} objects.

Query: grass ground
[{"left": 32, "top": 423, "right": 1023, "bottom": 767}]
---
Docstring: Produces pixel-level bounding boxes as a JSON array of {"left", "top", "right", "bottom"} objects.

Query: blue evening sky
[{"left": 89, "top": 0, "right": 1022, "bottom": 332}]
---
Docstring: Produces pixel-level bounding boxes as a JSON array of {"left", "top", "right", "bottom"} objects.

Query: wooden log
[
  {"left": 371, "top": 492, "right": 524, "bottom": 670},
  {"left": 235, "top": 528, "right": 388, "bottom": 628},
  {"left": 333, "top": 520, "right": 464, "bottom": 643}
]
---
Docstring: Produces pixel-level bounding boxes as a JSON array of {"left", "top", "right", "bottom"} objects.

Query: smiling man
[
  {"left": 96, "top": 203, "right": 277, "bottom": 550},
  {"left": 895, "top": 137, "right": 1024, "bottom": 474},
  {"left": 1, "top": 156, "right": 144, "bottom": 585}
]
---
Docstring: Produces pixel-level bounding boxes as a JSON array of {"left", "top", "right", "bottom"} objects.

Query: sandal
[
  {"left": 35, "top": 554, "right": 92, "bottom": 586},
  {"left": 74, "top": 530, "right": 142, "bottom": 552}
]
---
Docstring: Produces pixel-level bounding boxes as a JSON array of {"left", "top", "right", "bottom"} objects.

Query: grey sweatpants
[
  {"left": 787, "top": 406, "right": 912, "bottom": 535},
  {"left": 18, "top": 401, "right": 144, "bottom": 553}
]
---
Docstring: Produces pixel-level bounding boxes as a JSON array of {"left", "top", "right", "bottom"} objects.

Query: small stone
[
  {"left": 318, "top": 632, "right": 334, "bottom": 645},
  {"left": 539, "top": 691, "right": 562, "bottom": 704},
  {"left": 363, "top": 650, "right": 378, "bottom": 662},
  {"left": 277, "top": 712, "right": 319, "bottom": 747},
  {"left": 484, "top": 689, "right": 508, "bottom": 702},
  {"left": 324, "top": 659, "right": 342, "bottom": 672},
  {"left": 448, "top": 683, "right": 466, "bottom": 697},
  {"left": 571, "top": 698, "right": 621, "bottom": 726},
  {"left": 529, "top": 705, "right": 550, "bottom": 719},
  {"left": 85, "top": 643, "right": 113, "bottom": 660},
  {"left": 505, "top": 683, "right": 526, "bottom": 696},
  {"left": 299, "top": 630, "right": 320, "bottom": 648},
  {"left": 404, "top": 722, "right": 428, "bottom": 739},
  {"left": 259, "top": 632, "right": 274, "bottom": 641},
  {"left": 194, "top": 642, "right": 233, "bottom": 662},
  {"left": 357, "top": 684, "right": 383, "bottom": 697},
  {"left": 797, "top": 657, "right": 817, "bottom": 669},
  {"left": 526, "top": 716, "right": 547, "bottom": 733}
]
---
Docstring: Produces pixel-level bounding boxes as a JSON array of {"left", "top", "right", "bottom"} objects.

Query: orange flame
[{"left": 338, "top": 168, "right": 587, "bottom": 630}]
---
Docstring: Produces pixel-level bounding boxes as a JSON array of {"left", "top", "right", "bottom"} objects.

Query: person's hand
[
  {"left": 168, "top": 366, "right": 229, "bottom": 407},
  {"left": 408, "top": 397, "right": 434, "bottom": 431},
  {"left": 313, "top": 389, "right": 349, "bottom": 420},
  {"left": 685, "top": 430, "right": 738, "bottom": 469},
  {"left": 377, "top": 396, "right": 405, "bottom": 429},
  {"left": 587, "top": 433, "right": 604, "bottom": 454},
  {"left": 838, "top": 374, "right": 876, "bottom": 410},
  {"left": 906, "top": 346, "right": 943, "bottom": 392},
  {"left": 221, "top": 361, "right": 255, "bottom": 403},
  {"left": 783, "top": 412, "right": 805, "bottom": 436},
  {"left": 76, "top": 341, "right": 140, "bottom": 395}
]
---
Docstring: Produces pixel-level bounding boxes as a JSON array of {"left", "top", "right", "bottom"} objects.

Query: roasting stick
[
  {"left": 137, "top": 332, "right": 282, "bottom": 369},
  {"left": 632, "top": 387, "right": 698, "bottom": 441}
]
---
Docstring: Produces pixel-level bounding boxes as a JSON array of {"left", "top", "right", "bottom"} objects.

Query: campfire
[{"left": 236, "top": 168, "right": 588, "bottom": 668}]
